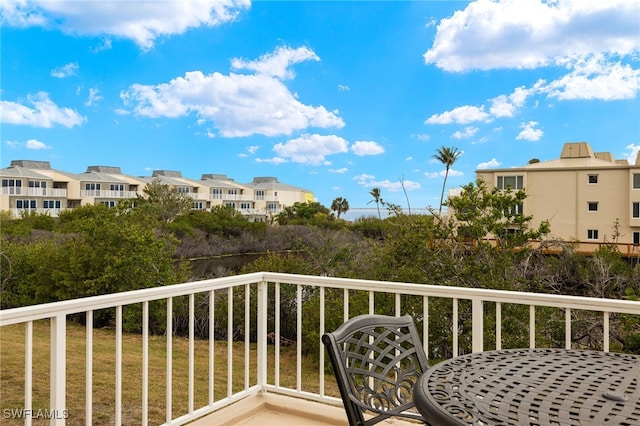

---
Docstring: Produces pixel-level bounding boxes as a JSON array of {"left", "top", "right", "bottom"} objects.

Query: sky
[{"left": 1, "top": 0, "right": 639, "bottom": 212}]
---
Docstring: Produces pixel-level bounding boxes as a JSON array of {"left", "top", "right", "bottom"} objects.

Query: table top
[{"left": 413, "top": 348, "right": 640, "bottom": 426}]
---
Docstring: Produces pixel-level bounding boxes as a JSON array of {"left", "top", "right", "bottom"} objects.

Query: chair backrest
[{"left": 322, "top": 314, "right": 429, "bottom": 426}]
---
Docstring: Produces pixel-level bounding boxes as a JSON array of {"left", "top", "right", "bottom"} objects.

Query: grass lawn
[{"left": 1, "top": 320, "right": 339, "bottom": 425}]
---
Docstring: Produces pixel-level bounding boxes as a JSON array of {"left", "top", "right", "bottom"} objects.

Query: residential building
[
  {"left": 0, "top": 161, "right": 313, "bottom": 221},
  {"left": 473, "top": 142, "right": 640, "bottom": 245},
  {"left": 246, "top": 177, "right": 314, "bottom": 219}
]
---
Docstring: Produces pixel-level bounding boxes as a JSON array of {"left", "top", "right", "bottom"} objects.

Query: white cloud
[
  {"left": 26, "top": 138, "right": 52, "bottom": 149},
  {"left": 231, "top": 46, "right": 319, "bottom": 79},
  {"left": 4, "top": 138, "right": 51, "bottom": 149},
  {"left": 425, "top": 169, "right": 464, "bottom": 179},
  {"left": 540, "top": 55, "right": 640, "bottom": 100},
  {"left": 425, "top": 105, "right": 490, "bottom": 125},
  {"left": 0, "top": 92, "right": 86, "bottom": 128},
  {"left": 329, "top": 168, "right": 348, "bottom": 174},
  {"left": 272, "top": 134, "right": 348, "bottom": 165},
  {"left": 255, "top": 157, "right": 286, "bottom": 165},
  {"left": 50, "top": 62, "right": 78, "bottom": 78},
  {"left": 91, "top": 38, "right": 112, "bottom": 53},
  {"left": 452, "top": 126, "right": 478, "bottom": 139},
  {"left": 489, "top": 86, "right": 532, "bottom": 118},
  {"left": 85, "top": 88, "right": 103, "bottom": 106},
  {"left": 353, "top": 173, "right": 375, "bottom": 183},
  {"left": 412, "top": 133, "right": 430, "bottom": 141},
  {"left": 351, "top": 140, "right": 385, "bottom": 156},
  {"left": 121, "top": 46, "right": 344, "bottom": 137},
  {"left": 246, "top": 145, "right": 260, "bottom": 154},
  {"left": 338, "top": 84, "right": 350, "bottom": 91},
  {"left": 1, "top": 0, "right": 250, "bottom": 50},
  {"left": 516, "top": 121, "right": 543, "bottom": 141},
  {"left": 353, "top": 174, "right": 421, "bottom": 192},
  {"left": 625, "top": 144, "right": 640, "bottom": 164},
  {"left": 477, "top": 158, "right": 502, "bottom": 169},
  {"left": 424, "top": 0, "right": 639, "bottom": 72}
]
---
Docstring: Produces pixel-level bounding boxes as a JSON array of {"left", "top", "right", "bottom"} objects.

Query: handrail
[
  {"left": 4, "top": 271, "right": 639, "bottom": 325},
  {"left": 1, "top": 272, "right": 638, "bottom": 426}
]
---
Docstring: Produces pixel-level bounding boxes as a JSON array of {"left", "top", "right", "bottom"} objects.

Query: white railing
[
  {"left": 80, "top": 190, "right": 139, "bottom": 198},
  {"left": 1, "top": 188, "right": 67, "bottom": 197},
  {"left": 10, "top": 208, "right": 68, "bottom": 218},
  {"left": 1, "top": 272, "right": 638, "bottom": 425},
  {"left": 223, "top": 194, "right": 253, "bottom": 201}
]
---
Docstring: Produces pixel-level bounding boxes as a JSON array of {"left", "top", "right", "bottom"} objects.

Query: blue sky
[{"left": 1, "top": 0, "right": 639, "bottom": 211}]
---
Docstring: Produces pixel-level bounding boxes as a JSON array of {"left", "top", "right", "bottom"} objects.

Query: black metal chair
[{"left": 322, "top": 314, "right": 429, "bottom": 426}]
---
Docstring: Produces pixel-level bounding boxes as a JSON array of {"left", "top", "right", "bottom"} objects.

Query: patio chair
[{"left": 322, "top": 314, "right": 430, "bottom": 426}]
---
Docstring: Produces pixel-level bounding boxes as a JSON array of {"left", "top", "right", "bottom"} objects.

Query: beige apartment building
[
  {"left": 0, "top": 160, "right": 313, "bottom": 222},
  {"left": 473, "top": 142, "right": 640, "bottom": 245}
]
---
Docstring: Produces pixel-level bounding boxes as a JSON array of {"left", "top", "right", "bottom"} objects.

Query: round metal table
[{"left": 413, "top": 348, "right": 640, "bottom": 425}]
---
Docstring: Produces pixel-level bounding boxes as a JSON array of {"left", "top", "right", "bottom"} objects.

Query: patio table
[{"left": 413, "top": 348, "right": 640, "bottom": 425}]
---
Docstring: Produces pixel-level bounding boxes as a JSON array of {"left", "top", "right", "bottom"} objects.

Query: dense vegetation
[{"left": 1, "top": 178, "right": 639, "bottom": 356}]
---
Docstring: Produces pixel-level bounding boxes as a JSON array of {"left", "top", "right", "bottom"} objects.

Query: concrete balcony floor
[{"left": 188, "top": 393, "right": 421, "bottom": 426}]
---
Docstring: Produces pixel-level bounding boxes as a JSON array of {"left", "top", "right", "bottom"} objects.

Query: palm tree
[
  {"left": 331, "top": 197, "right": 350, "bottom": 218},
  {"left": 367, "top": 187, "right": 383, "bottom": 219},
  {"left": 433, "top": 146, "right": 462, "bottom": 216}
]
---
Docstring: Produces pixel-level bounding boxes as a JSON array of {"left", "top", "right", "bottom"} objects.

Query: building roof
[
  {"left": 1, "top": 165, "right": 52, "bottom": 180},
  {"left": 477, "top": 142, "right": 636, "bottom": 173},
  {"left": 246, "top": 177, "right": 311, "bottom": 192},
  {"left": 199, "top": 175, "right": 247, "bottom": 190},
  {"left": 76, "top": 170, "right": 128, "bottom": 184}
]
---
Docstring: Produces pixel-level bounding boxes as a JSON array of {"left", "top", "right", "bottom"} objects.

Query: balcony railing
[
  {"left": 80, "top": 190, "right": 139, "bottom": 199},
  {"left": 9, "top": 208, "right": 68, "bottom": 218},
  {"left": 1, "top": 272, "right": 638, "bottom": 425},
  {"left": 1, "top": 188, "right": 68, "bottom": 197}
]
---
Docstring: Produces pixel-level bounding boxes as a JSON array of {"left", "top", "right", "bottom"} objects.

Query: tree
[
  {"left": 331, "top": 197, "right": 350, "bottom": 218},
  {"left": 367, "top": 187, "right": 383, "bottom": 219},
  {"left": 136, "top": 178, "right": 193, "bottom": 223},
  {"left": 446, "top": 178, "right": 550, "bottom": 250},
  {"left": 276, "top": 201, "right": 331, "bottom": 225},
  {"left": 433, "top": 146, "right": 462, "bottom": 216}
]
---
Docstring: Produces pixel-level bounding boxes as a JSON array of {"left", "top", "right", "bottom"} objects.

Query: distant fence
[{"left": 483, "top": 239, "right": 640, "bottom": 258}]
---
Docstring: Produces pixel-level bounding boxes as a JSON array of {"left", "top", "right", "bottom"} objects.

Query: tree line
[{"left": 1, "top": 173, "right": 639, "bottom": 357}]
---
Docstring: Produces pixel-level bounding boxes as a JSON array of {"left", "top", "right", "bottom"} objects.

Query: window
[
  {"left": 634, "top": 202, "right": 640, "bottom": 219},
  {"left": 28, "top": 180, "right": 47, "bottom": 188},
  {"left": 267, "top": 202, "right": 278, "bottom": 212},
  {"left": 588, "top": 202, "right": 598, "bottom": 211},
  {"left": 256, "top": 190, "right": 265, "bottom": 200},
  {"left": 588, "top": 175, "right": 598, "bottom": 184},
  {"left": 193, "top": 201, "right": 204, "bottom": 209},
  {"left": 634, "top": 232, "right": 640, "bottom": 245},
  {"left": 587, "top": 229, "right": 599, "bottom": 240},
  {"left": 240, "top": 202, "right": 251, "bottom": 210},
  {"left": 228, "top": 189, "right": 238, "bottom": 195},
  {"left": 212, "top": 188, "right": 223, "bottom": 199},
  {"left": 85, "top": 183, "right": 101, "bottom": 195},
  {"left": 43, "top": 200, "right": 61, "bottom": 209},
  {"left": 177, "top": 186, "right": 190, "bottom": 193},
  {"left": 634, "top": 174, "right": 640, "bottom": 189},
  {"left": 2, "top": 179, "right": 22, "bottom": 194},
  {"left": 497, "top": 175, "right": 524, "bottom": 190},
  {"left": 16, "top": 199, "right": 37, "bottom": 209},
  {"left": 100, "top": 201, "right": 116, "bottom": 208},
  {"left": 225, "top": 202, "right": 236, "bottom": 208},
  {"left": 506, "top": 203, "right": 524, "bottom": 216}
]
